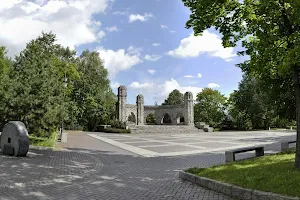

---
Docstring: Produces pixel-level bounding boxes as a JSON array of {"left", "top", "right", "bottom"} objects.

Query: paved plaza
[
  {"left": 0, "top": 130, "right": 296, "bottom": 200},
  {"left": 88, "top": 130, "right": 296, "bottom": 157}
]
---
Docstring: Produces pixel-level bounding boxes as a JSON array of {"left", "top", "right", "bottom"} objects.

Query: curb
[{"left": 179, "top": 171, "right": 299, "bottom": 200}]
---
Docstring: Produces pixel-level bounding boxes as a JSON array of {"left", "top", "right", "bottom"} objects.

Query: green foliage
[
  {"left": 183, "top": 0, "right": 300, "bottom": 166},
  {"left": 194, "top": 88, "right": 227, "bottom": 127},
  {"left": 0, "top": 47, "right": 13, "bottom": 129},
  {"left": 29, "top": 131, "right": 57, "bottom": 147},
  {"left": 73, "top": 50, "right": 116, "bottom": 132},
  {"left": 227, "top": 74, "right": 295, "bottom": 130},
  {"left": 0, "top": 32, "right": 116, "bottom": 137},
  {"left": 185, "top": 148, "right": 300, "bottom": 197},
  {"left": 103, "top": 128, "right": 131, "bottom": 134},
  {"left": 146, "top": 113, "right": 156, "bottom": 124},
  {"left": 110, "top": 119, "right": 127, "bottom": 129},
  {"left": 162, "top": 89, "right": 183, "bottom": 105},
  {"left": 127, "top": 112, "right": 136, "bottom": 123}
]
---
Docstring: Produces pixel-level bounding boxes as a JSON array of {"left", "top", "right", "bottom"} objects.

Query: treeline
[
  {"left": 164, "top": 74, "right": 295, "bottom": 130},
  {"left": 0, "top": 33, "right": 116, "bottom": 137}
]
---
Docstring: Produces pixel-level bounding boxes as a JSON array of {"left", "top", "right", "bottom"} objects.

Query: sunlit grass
[
  {"left": 186, "top": 149, "right": 300, "bottom": 197},
  {"left": 29, "top": 132, "right": 57, "bottom": 147}
]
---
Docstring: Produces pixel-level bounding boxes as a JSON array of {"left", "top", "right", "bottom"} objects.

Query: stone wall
[{"left": 116, "top": 85, "right": 194, "bottom": 126}]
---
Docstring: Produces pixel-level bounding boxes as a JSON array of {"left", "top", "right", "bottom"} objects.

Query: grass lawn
[
  {"left": 186, "top": 148, "right": 300, "bottom": 197},
  {"left": 29, "top": 131, "right": 57, "bottom": 147}
]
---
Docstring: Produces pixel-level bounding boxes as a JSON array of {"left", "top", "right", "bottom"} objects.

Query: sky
[{"left": 0, "top": 0, "right": 245, "bottom": 105}]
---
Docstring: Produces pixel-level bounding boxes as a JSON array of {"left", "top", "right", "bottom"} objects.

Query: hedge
[{"left": 103, "top": 128, "right": 131, "bottom": 134}]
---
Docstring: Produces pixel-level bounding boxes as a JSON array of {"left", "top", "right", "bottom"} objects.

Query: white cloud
[
  {"left": 158, "top": 78, "right": 202, "bottom": 100},
  {"left": 97, "top": 46, "right": 142, "bottom": 77},
  {"left": 105, "top": 26, "right": 118, "bottom": 32},
  {"left": 167, "top": 30, "right": 236, "bottom": 61},
  {"left": 112, "top": 11, "right": 127, "bottom": 15},
  {"left": 144, "top": 54, "right": 161, "bottom": 62},
  {"left": 124, "top": 78, "right": 202, "bottom": 104},
  {"left": 130, "top": 82, "right": 154, "bottom": 89},
  {"left": 152, "top": 43, "right": 161, "bottom": 47},
  {"left": 169, "top": 30, "right": 176, "bottom": 33},
  {"left": 183, "top": 73, "right": 202, "bottom": 79},
  {"left": 127, "top": 46, "right": 143, "bottom": 56},
  {"left": 148, "top": 69, "right": 156, "bottom": 75},
  {"left": 207, "top": 83, "right": 220, "bottom": 88},
  {"left": 161, "top": 24, "right": 168, "bottom": 29},
  {"left": 97, "top": 31, "right": 106, "bottom": 40},
  {"left": 129, "top": 13, "right": 153, "bottom": 23},
  {"left": 0, "top": 0, "right": 113, "bottom": 57},
  {"left": 111, "top": 81, "right": 121, "bottom": 89}
]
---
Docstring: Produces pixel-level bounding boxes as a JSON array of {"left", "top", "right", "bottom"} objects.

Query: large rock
[{"left": 0, "top": 121, "right": 29, "bottom": 157}]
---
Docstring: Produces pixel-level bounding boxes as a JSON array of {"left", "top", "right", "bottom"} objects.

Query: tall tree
[
  {"left": 11, "top": 32, "right": 78, "bottom": 136},
  {"left": 0, "top": 47, "right": 13, "bottom": 129},
  {"left": 74, "top": 50, "right": 116, "bottom": 131},
  {"left": 162, "top": 89, "right": 184, "bottom": 105},
  {"left": 183, "top": 0, "right": 300, "bottom": 168},
  {"left": 194, "top": 88, "right": 227, "bottom": 127}
]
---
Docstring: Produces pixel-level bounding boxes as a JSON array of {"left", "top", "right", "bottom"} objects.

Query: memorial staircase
[{"left": 129, "top": 125, "right": 203, "bottom": 134}]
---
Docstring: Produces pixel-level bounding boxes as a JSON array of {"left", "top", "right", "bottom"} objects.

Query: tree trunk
[{"left": 293, "top": 66, "right": 300, "bottom": 169}]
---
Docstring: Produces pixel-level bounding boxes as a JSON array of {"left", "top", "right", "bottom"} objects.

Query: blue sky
[{"left": 0, "top": 0, "right": 245, "bottom": 105}]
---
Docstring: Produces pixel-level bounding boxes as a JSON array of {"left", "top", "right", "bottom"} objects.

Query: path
[{"left": 0, "top": 130, "right": 295, "bottom": 200}]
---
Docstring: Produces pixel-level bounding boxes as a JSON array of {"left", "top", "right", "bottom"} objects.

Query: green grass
[
  {"left": 186, "top": 149, "right": 300, "bottom": 197},
  {"left": 29, "top": 131, "right": 57, "bottom": 147}
]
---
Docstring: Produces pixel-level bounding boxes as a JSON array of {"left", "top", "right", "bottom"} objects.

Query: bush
[
  {"left": 103, "top": 128, "right": 131, "bottom": 134},
  {"left": 146, "top": 113, "right": 156, "bottom": 124},
  {"left": 110, "top": 119, "right": 127, "bottom": 129}
]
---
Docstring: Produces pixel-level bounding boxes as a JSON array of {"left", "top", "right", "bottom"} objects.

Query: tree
[
  {"left": 162, "top": 89, "right": 183, "bottom": 105},
  {"left": 73, "top": 50, "right": 116, "bottom": 131},
  {"left": 183, "top": 0, "right": 300, "bottom": 168},
  {"left": 11, "top": 33, "right": 79, "bottom": 137},
  {"left": 0, "top": 47, "right": 13, "bottom": 129},
  {"left": 194, "top": 88, "right": 227, "bottom": 127}
]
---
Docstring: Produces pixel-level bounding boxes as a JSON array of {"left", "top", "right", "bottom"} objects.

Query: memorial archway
[{"left": 161, "top": 113, "right": 172, "bottom": 124}]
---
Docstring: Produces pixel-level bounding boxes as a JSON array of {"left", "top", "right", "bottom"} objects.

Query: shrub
[
  {"left": 146, "top": 113, "right": 156, "bottom": 124},
  {"left": 110, "top": 119, "right": 127, "bottom": 129},
  {"left": 103, "top": 128, "right": 131, "bottom": 134}
]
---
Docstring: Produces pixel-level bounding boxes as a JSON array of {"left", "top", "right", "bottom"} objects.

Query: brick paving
[{"left": 0, "top": 130, "right": 296, "bottom": 200}]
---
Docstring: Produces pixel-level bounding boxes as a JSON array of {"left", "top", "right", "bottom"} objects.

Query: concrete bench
[
  {"left": 280, "top": 140, "right": 296, "bottom": 151},
  {"left": 225, "top": 146, "right": 264, "bottom": 163}
]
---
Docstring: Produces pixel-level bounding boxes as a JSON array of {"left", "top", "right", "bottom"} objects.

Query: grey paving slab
[
  {"left": 131, "top": 141, "right": 167, "bottom": 146},
  {"left": 144, "top": 145, "right": 201, "bottom": 153},
  {"left": 1, "top": 131, "right": 236, "bottom": 200},
  {"left": 2, "top": 130, "right": 293, "bottom": 200},
  {"left": 90, "top": 130, "right": 296, "bottom": 157},
  {"left": 190, "top": 142, "right": 237, "bottom": 148}
]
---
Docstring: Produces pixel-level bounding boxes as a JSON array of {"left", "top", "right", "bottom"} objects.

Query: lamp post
[{"left": 59, "top": 72, "right": 68, "bottom": 141}]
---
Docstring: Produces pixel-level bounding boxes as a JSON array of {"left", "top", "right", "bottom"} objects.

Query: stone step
[{"left": 129, "top": 125, "right": 204, "bottom": 134}]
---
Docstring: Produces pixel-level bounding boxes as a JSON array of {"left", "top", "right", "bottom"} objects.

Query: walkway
[{"left": 0, "top": 130, "right": 295, "bottom": 200}]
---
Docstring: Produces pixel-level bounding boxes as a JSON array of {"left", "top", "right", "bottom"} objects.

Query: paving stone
[{"left": 0, "top": 130, "right": 297, "bottom": 200}]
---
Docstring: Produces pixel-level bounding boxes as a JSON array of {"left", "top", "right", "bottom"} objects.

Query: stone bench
[
  {"left": 280, "top": 140, "right": 296, "bottom": 151},
  {"left": 225, "top": 146, "right": 264, "bottom": 163}
]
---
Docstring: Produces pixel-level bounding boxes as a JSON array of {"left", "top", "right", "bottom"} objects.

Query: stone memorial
[{"left": 0, "top": 121, "right": 29, "bottom": 157}]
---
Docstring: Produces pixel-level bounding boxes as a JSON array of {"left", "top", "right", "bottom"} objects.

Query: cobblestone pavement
[{"left": 0, "top": 131, "right": 296, "bottom": 200}]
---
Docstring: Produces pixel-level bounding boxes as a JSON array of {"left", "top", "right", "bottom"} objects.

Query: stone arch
[
  {"left": 161, "top": 113, "right": 172, "bottom": 124},
  {"left": 176, "top": 113, "right": 185, "bottom": 124},
  {"left": 146, "top": 113, "right": 156, "bottom": 124},
  {"left": 127, "top": 112, "right": 136, "bottom": 124}
]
